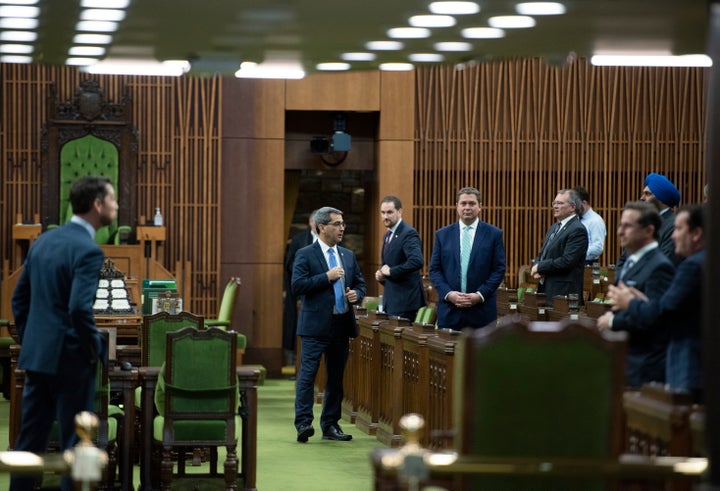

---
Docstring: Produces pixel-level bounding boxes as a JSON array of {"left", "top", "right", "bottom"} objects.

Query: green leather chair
[
  {"left": 454, "top": 315, "right": 627, "bottom": 490},
  {"left": 205, "top": 277, "right": 247, "bottom": 363},
  {"left": 152, "top": 327, "right": 240, "bottom": 489}
]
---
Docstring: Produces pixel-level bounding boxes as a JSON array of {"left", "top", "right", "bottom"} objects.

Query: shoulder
[
  {"left": 435, "top": 223, "right": 457, "bottom": 236},
  {"left": 478, "top": 221, "right": 502, "bottom": 235}
]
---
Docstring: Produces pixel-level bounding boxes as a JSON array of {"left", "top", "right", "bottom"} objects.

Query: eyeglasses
[{"left": 328, "top": 221, "right": 346, "bottom": 228}]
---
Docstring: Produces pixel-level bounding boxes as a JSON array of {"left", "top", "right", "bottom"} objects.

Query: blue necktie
[
  {"left": 461, "top": 225, "right": 472, "bottom": 292},
  {"left": 328, "top": 248, "right": 346, "bottom": 313}
]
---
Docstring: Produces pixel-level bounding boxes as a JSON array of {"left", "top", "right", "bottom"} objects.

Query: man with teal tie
[
  {"left": 291, "top": 206, "right": 366, "bottom": 443},
  {"left": 429, "top": 187, "right": 506, "bottom": 330}
]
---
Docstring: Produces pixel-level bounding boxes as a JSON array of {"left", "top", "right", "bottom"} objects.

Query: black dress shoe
[
  {"left": 297, "top": 424, "right": 315, "bottom": 443},
  {"left": 322, "top": 425, "right": 352, "bottom": 441}
]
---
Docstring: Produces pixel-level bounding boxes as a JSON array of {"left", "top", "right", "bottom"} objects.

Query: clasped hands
[
  {"left": 596, "top": 281, "right": 647, "bottom": 331},
  {"left": 530, "top": 263, "right": 542, "bottom": 280},
  {"left": 448, "top": 291, "right": 481, "bottom": 308},
  {"left": 374, "top": 264, "right": 391, "bottom": 282}
]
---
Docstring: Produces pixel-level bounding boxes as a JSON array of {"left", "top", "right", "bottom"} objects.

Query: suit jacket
[
  {"left": 626, "top": 250, "right": 703, "bottom": 391},
  {"left": 292, "top": 241, "right": 366, "bottom": 338},
  {"left": 380, "top": 220, "right": 426, "bottom": 316},
  {"left": 12, "top": 222, "right": 105, "bottom": 375},
  {"left": 658, "top": 209, "right": 683, "bottom": 265},
  {"left": 534, "top": 215, "right": 588, "bottom": 306},
  {"left": 284, "top": 228, "right": 314, "bottom": 290},
  {"left": 429, "top": 221, "right": 506, "bottom": 330},
  {"left": 612, "top": 246, "right": 675, "bottom": 387}
]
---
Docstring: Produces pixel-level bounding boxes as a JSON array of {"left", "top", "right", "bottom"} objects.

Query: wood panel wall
[
  {"left": 413, "top": 59, "right": 707, "bottom": 287},
  {"left": 0, "top": 64, "right": 222, "bottom": 316}
]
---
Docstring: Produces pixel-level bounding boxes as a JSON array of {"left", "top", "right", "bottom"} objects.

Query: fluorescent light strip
[
  {"left": 316, "top": 62, "right": 350, "bottom": 71},
  {"left": 0, "top": 43, "right": 33, "bottom": 54},
  {"left": 83, "top": 59, "right": 190, "bottom": 76},
  {"left": 0, "top": 0, "right": 38, "bottom": 4},
  {"left": 488, "top": 15, "right": 536, "bottom": 28},
  {"left": 462, "top": 27, "right": 505, "bottom": 39},
  {"left": 75, "top": 20, "right": 119, "bottom": 32},
  {"left": 590, "top": 54, "right": 712, "bottom": 67},
  {"left": 66, "top": 57, "right": 99, "bottom": 66},
  {"left": 81, "top": 9, "right": 126, "bottom": 22},
  {"left": 81, "top": 0, "right": 130, "bottom": 8},
  {"left": 0, "top": 5, "right": 39, "bottom": 17},
  {"left": 434, "top": 41, "right": 473, "bottom": 51},
  {"left": 387, "top": 27, "right": 430, "bottom": 39},
  {"left": 0, "top": 54, "right": 32, "bottom": 63},
  {"left": 409, "top": 53, "right": 445, "bottom": 62},
  {"left": 340, "top": 52, "right": 376, "bottom": 61},
  {"left": 429, "top": 1, "right": 480, "bottom": 15},
  {"left": 365, "top": 40, "right": 404, "bottom": 50},
  {"left": 0, "top": 30, "right": 37, "bottom": 42},
  {"left": 379, "top": 63, "right": 414, "bottom": 71},
  {"left": 74, "top": 33, "right": 113, "bottom": 44},
  {"left": 0, "top": 18, "right": 38, "bottom": 29},
  {"left": 235, "top": 61, "right": 305, "bottom": 79},
  {"left": 68, "top": 46, "right": 106, "bottom": 56}
]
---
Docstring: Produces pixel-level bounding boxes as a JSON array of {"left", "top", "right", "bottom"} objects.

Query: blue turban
[{"left": 645, "top": 173, "right": 680, "bottom": 207}]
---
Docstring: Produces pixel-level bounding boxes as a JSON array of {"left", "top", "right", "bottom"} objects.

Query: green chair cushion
[
  {"left": 414, "top": 306, "right": 428, "bottom": 323},
  {"left": 154, "top": 362, "right": 240, "bottom": 415},
  {"left": 153, "top": 414, "right": 241, "bottom": 441}
]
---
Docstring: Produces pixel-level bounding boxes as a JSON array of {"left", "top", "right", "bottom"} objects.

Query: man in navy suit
[
  {"left": 429, "top": 187, "right": 506, "bottom": 330},
  {"left": 531, "top": 188, "right": 589, "bottom": 306},
  {"left": 374, "top": 196, "right": 426, "bottom": 320},
  {"left": 292, "top": 206, "right": 366, "bottom": 443},
  {"left": 11, "top": 176, "right": 117, "bottom": 491},
  {"left": 607, "top": 204, "right": 704, "bottom": 400},
  {"left": 597, "top": 201, "right": 675, "bottom": 387}
]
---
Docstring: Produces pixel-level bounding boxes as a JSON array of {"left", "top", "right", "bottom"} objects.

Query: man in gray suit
[
  {"left": 11, "top": 176, "right": 117, "bottom": 491},
  {"left": 531, "top": 188, "right": 588, "bottom": 307},
  {"left": 597, "top": 201, "right": 675, "bottom": 387}
]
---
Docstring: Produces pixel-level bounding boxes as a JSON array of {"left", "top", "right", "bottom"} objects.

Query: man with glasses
[
  {"left": 291, "top": 206, "right": 366, "bottom": 443},
  {"left": 531, "top": 188, "right": 588, "bottom": 307},
  {"left": 597, "top": 201, "right": 675, "bottom": 387}
]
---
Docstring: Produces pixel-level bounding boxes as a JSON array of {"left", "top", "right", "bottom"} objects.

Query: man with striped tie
[{"left": 429, "top": 187, "right": 506, "bottom": 330}]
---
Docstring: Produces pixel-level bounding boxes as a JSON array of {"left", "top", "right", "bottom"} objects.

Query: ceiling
[{"left": 2, "top": 0, "right": 711, "bottom": 75}]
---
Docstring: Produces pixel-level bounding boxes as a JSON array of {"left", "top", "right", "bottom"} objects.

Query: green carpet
[{"left": 0, "top": 379, "right": 386, "bottom": 490}]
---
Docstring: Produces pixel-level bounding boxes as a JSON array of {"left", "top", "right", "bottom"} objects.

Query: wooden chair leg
[{"left": 161, "top": 446, "right": 173, "bottom": 491}]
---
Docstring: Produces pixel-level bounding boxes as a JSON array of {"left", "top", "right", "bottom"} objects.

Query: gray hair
[
  {"left": 559, "top": 189, "right": 583, "bottom": 215},
  {"left": 314, "top": 206, "right": 343, "bottom": 233}
]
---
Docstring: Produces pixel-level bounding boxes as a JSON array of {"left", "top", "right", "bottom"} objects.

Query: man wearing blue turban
[{"left": 641, "top": 173, "right": 683, "bottom": 264}]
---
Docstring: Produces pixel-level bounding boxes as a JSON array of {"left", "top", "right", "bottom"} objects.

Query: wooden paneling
[
  {"left": 413, "top": 60, "right": 706, "bottom": 288},
  {"left": 286, "top": 72, "right": 381, "bottom": 111},
  {"left": 221, "top": 77, "right": 285, "bottom": 139},
  {"left": 379, "top": 71, "right": 415, "bottom": 140}
]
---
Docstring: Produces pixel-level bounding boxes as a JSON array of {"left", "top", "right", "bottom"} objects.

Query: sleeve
[
  {"left": 429, "top": 230, "right": 452, "bottom": 302},
  {"left": 291, "top": 248, "right": 332, "bottom": 296},
  {"left": 585, "top": 217, "right": 606, "bottom": 260},
  {"left": 477, "top": 229, "right": 506, "bottom": 300},
  {"left": 612, "top": 261, "right": 675, "bottom": 332},
  {"left": 69, "top": 246, "right": 105, "bottom": 362}
]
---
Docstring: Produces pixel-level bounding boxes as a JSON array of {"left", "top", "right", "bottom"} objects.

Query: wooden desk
[
  {"left": 11, "top": 223, "right": 42, "bottom": 269},
  {"left": 135, "top": 226, "right": 166, "bottom": 264},
  {"left": 95, "top": 312, "right": 142, "bottom": 345}
]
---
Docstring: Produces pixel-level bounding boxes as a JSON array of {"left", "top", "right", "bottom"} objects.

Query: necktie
[
  {"left": 540, "top": 223, "right": 561, "bottom": 260},
  {"left": 382, "top": 230, "right": 392, "bottom": 254},
  {"left": 327, "top": 248, "right": 346, "bottom": 313},
  {"left": 548, "top": 222, "right": 561, "bottom": 241},
  {"left": 461, "top": 225, "right": 472, "bottom": 293},
  {"left": 619, "top": 258, "right": 635, "bottom": 282}
]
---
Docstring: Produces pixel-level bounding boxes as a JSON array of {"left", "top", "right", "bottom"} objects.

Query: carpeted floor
[{"left": 0, "top": 378, "right": 385, "bottom": 490}]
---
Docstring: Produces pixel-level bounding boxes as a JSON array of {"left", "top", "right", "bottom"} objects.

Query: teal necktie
[
  {"left": 461, "top": 225, "right": 472, "bottom": 293},
  {"left": 328, "top": 248, "right": 346, "bottom": 313}
]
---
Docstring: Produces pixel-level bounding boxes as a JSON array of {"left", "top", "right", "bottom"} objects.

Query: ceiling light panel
[
  {"left": 379, "top": 62, "right": 414, "bottom": 71},
  {"left": 81, "top": 0, "right": 130, "bottom": 8},
  {"left": 429, "top": 1, "right": 480, "bottom": 15},
  {"left": 80, "top": 9, "right": 126, "bottom": 22},
  {"left": 409, "top": 14, "right": 456, "bottom": 28},
  {"left": 387, "top": 27, "right": 431, "bottom": 38},
  {"left": 434, "top": 41, "right": 473, "bottom": 51},
  {"left": 0, "top": 5, "right": 39, "bottom": 17},
  {"left": 0, "top": 0, "right": 38, "bottom": 4},
  {"left": 365, "top": 40, "right": 404, "bottom": 50},
  {"left": 0, "top": 43, "right": 33, "bottom": 53},
  {"left": 515, "top": 2, "right": 566, "bottom": 15},
  {"left": 340, "top": 52, "right": 376, "bottom": 61},
  {"left": 0, "top": 17, "right": 38, "bottom": 29},
  {"left": 462, "top": 27, "right": 505, "bottom": 39},
  {"left": 0, "top": 30, "right": 36, "bottom": 41},
  {"left": 74, "top": 33, "right": 113, "bottom": 44},
  {"left": 75, "top": 20, "right": 119, "bottom": 32},
  {"left": 316, "top": 62, "right": 350, "bottom": 71},
  {"left": 409, "top": 53, "right": 445, "bottom": 62},
  {"left": 488, "top": 15, "right": 536, "bottom": 28}
]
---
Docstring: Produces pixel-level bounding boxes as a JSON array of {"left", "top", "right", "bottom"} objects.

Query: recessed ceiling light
[
  {"left": 0, "top": 43, "right": 33, "bottom": 54},
  {"left": 488, "top": 15, "right": 536, "bottom": 28},
  {"left": 0, "top": 0, "right": 38, "bottom": 4},
  {"left": 66, "top": 57, "right": 99, "bottom": 66},
  {"left": 76, "top": 21, "right": 119, "bottom": 32},
  {"left": 0, "top": 30, "right": 36, "bottom": 42},
  {"left": 434, "top": 41, "right": 473, "bottom": 51},
  {"left": 81, "top": 0, "right": 130, "bottom": 8},
  {"left": 429, "top": 1, "right": 480, "bottom": 15},
  {"left": 379, "top": 62, "right": 414, "bottom": 71},
  {"left": 85, "top": 59, "right": 191, "bottom": 76},
  {"left": 0, "top": 5, "right": 39, "bottom": 17},
  {"left": 316, "top": 62, "right": 350, "bottom": 71},
  {"left": 0, "top": 54, "right": 32, "bottom": 63},
  {"left": 80, "top": 9, "right": 126, "bottom": 22},
  {"left": 409, "top": 15, "right": 456, "bottom": 28},
  {"left": 74, "top": 33, "right": 113, "bottom": 44},
  {"left": 69, "top": 46, "right": 106, "bottom": 56},
  {"left": 387, "top": 27, "right": 431, "bottom": 39},
  {"left": 235, "top": 60, "right": 305, "bottom": 79},
  {"left": 365, "top": 41, "right": 404, "bottom": 51},
  {"left": 461, "top": 27, "right": 505, "bottom": 39},
  {"left": 0, "top": 17, "right": 38, "bottom": 29},
  {"left": 340, "top": 52, "right": 376, "bottom": 61},
  {"left": 516, "top": 2, "right": 567, "bottom": 15},
  {"left": 409, "top": 53, "right": 445, "bottom": 62}
]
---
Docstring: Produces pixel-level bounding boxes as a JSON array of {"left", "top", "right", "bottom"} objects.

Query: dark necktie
[
  {"left": 540, "top": 223, "right": 561, "bottom": 260},
  {"left": 619, "top": 258, "right": 635, "bottom": 282},
  {"left": 383, "top": 230, "right": 392, "bottom": 251},
  {"left": 327, "top": 248, "right": 346, "bottom": 313}
]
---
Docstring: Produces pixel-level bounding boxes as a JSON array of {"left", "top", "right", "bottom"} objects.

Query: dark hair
[
  {"left": 381, "top": 195, "right": 402, "bottom": 210},
  {"left": 314, "top": 206, "right": 343, "bottom": 233},
  {"left": 624, "top": 200, "right": 662, "bottom": 240},
  {"left": 558, "top": 189, "right": 583, "bottom": 215},
  {"left": 456, "top": 187, "right": 481, "bottom": 203},
  {"left": 574, "top": 186, "right": 590, "bottom": 203},
  {"left": 69, "top": 176, "right": 112, "bottom": 214},
  {"left": 678, "top": 204, "right": 704, "bottom": 231}
]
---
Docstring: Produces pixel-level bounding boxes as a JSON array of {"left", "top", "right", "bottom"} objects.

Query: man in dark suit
[
  {"left": 11, "top": 176, "right": 117, "bottom": 491},
  {"left": 607, "top": 204, "right": 704, "bottom": 400},
  {"left": 429, "top": 187, "right": 506, "bottom": 330},
  {"left": 292, "top": 206, "right": 366, "bottom": 443},
  {"left": 531, "top": 188, "right": 588, "bottom": 306},
  {"left": 597, "top": 201, "right": 675, "bottom": 388},
  {"left": 374, "top": 196, "right": 426, "bottom": 320},
  {"left": 282, "top": 211, "right": 317, "bottom": 365}
]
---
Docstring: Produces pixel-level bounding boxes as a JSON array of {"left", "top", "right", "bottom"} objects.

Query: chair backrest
[
  {"left": 455, "top": 315, "right": 627, "bottom": 459},
  {"left": 216, "top": 277, "right": 241, "bottom": 323},
  {"left": 141, "top": 311, "right": 204, "bottom": 366},
  {"left": 422, "top": 306, "right": 436, "bottom": 325},
  {"left": 159, "top": 327, "right": 237, "bottom": 433},
  {"left": 414, "top": 306, "right": 428, "bottom": 323}
]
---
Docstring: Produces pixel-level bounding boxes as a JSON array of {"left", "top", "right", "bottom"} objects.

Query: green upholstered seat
[
  {"left": 414, "top": 306, "right": 428, "bottom": 323},
  {"left": 454, "top": 316, "right": 627, "bottom": 490},
  {"left": 205, "top": 277, "right": 247, "bottom": 352},
  {"left": 421, "top": 306, "right": 436, "bottom": 325},
  {"left": 152, "top": 327, "right": 240, "bottom": 489}
]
